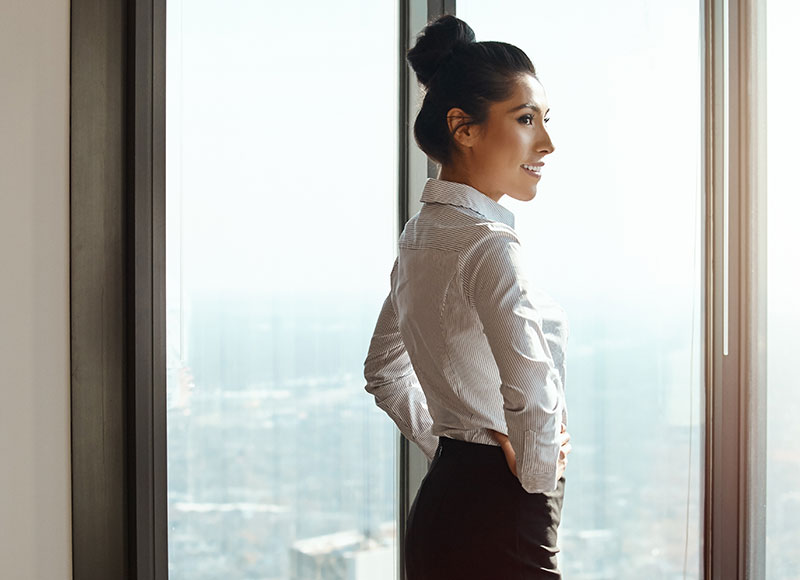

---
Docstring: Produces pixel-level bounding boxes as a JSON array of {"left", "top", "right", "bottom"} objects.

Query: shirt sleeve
[
  {"left": 363, "top": 257, "right": 439, "bottom": 462},
  {"left": 464, "top": 231, "right": 565, "bottom": 493}
]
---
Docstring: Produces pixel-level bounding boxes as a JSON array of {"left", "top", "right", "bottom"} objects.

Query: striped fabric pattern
[{"left": 363, "top": 178, "right": 569, "bottom": 493}]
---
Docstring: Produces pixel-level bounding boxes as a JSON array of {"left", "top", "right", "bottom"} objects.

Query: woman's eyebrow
[{"left": 508, "top": 103, "right": 550, "bottom": 114}]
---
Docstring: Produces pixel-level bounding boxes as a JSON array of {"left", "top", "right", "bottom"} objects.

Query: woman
[{"left": 363, "top": 13, "right": 572, "bottom": 579}]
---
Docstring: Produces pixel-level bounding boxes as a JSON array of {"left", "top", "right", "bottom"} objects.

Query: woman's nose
[{"left": 539, "top": 133, "right": 555, "bottom": 155}]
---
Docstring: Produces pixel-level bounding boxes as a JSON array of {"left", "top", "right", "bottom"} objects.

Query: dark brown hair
[{"left": 406, "top": 14, "right": 537, "bottom": 166}]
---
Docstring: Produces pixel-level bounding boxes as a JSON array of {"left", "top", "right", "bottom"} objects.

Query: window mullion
[{"left": 704, "top": 0, "right": 767, "bottom": 578}]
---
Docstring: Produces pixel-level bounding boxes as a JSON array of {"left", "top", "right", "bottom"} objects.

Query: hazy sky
[{"left": 168, "top": 0, "right": 704, "bottom": 309}]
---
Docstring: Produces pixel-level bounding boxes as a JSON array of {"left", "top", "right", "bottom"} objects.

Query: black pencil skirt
[{"left": 404, "top": 436, "right": 566, "bottom": 580}]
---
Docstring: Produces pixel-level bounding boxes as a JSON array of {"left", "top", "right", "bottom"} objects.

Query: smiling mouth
[{"left": 521, "top": 164, "right": 542, "bottom": 178}]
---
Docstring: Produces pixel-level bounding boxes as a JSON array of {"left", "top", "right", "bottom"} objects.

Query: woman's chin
[{"left": 516, "top": 189, "right": 537, "bottom": 201}]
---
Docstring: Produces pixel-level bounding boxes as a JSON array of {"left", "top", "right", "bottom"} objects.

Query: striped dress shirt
[{"left": 363, "top": 178, "right": 569, "bottom": 493}]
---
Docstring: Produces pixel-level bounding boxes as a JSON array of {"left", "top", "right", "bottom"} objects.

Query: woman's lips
[{"left": 521, "top": 164, "right": 542, "bottom": 178}]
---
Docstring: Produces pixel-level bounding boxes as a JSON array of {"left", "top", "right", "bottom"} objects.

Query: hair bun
[{"left": 406, "top": 14, "right": 476, "bottom": 88}]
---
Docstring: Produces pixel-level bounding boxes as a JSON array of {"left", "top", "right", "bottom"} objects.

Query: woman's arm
[
  {"left": 464, "top": 231, "right": 566, "bottom": 493},
  {"left": 363, "top": 257, "right": 439, "bottom": 461}
]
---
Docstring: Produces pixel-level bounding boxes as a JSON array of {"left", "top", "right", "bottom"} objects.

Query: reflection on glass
[
  {"left": 165, "top": 1, "right": 400, "bottom": 578},
  {"left": 765, "top": 1, "right": 800, "bottom": 577},
  {"left": 456, "top": 2, "right": 704, "bottom": 577}
]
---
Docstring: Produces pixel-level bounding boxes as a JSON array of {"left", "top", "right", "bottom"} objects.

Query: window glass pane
[
  {"left": 165, "top": 2, "right": 400, "bottom": 578},
  {"left": 455, "top": 2, "right": 704, "bottom": 577},
  {"left": 765, "top": 1, "right": 800, "bottom": 576}
]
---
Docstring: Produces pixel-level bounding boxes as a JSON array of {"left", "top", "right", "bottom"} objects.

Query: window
[
  {"left": 165, "top": 2, "right": 401, "bottom": 577},
  {"left": 456, "top": 1, "right": 704, "bottom": 577},
  {"left": 68, "top": 0, "right": 787, "bottom": 577},
  {"left": 765, "top": 0, "right": 800, "bottom": 576}
]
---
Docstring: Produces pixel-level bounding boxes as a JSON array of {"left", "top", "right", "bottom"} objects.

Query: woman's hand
[
  {"left": 556, "top": 423, "right": 571, "bottom": 481},
  {"left": 489, "top": 423, "right": 572, "bottom": 480},
  {"left": 488, "top": 428, "right": 518, "bottom": 476}
]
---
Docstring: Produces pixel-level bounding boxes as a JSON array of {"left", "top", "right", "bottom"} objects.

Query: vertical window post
[
  {"left": 703, "top": 0, "right": 767, "bottom": 577},
  {"left": 130, "top": 0, "right": 167, "bottom": 577}
]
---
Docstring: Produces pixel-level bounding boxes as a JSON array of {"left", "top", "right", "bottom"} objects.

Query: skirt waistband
[{"left": 436, "top": 435, "right": 505, "bottom": 461}]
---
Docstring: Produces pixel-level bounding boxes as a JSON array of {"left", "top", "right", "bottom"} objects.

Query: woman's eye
[{"left": 519, "top": 114, "right": 550, "bottom": 126}]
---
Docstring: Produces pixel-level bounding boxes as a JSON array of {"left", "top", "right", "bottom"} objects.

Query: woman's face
[{"left": 442, "top": 73, "right": 555, "bottom": 203}]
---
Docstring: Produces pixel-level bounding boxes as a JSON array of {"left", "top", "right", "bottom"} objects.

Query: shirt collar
[{"left": 419, "top": 178, "right": 515, "bottom": 229}]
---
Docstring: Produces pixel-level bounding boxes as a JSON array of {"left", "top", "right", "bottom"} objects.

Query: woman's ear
[{"left": 446, "top": 107, "right": 480, "bottom": 150}]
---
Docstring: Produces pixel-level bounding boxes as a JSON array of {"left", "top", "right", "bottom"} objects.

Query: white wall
[{"left": 0, "top": 0, "right": 72, "bottom": 578}]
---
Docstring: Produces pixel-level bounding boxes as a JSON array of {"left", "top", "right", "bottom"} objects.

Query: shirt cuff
[
  {"left": 519, "top": 470, "right": 559, "bottom": 494},
  {"left": 517, "top": 428, "right": 561, "bottom": 494}
]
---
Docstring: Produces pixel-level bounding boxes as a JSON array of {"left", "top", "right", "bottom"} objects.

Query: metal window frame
[
  {"left": 129, "top": 0, "right": 168, "bottom": 576},
  {"left": 70, "top": 0, "right": 167, "bottom": 578},
  {"left": 703, "top": 0, "right": 767, "bottom": 578},
  {"left": 70, "top": 0, "right": 768, "bottom": 578},
  {"left": 70, "top": 0, "right": 130, "bottom": 576}
]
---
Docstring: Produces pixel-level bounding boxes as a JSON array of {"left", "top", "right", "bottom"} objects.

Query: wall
[{"left": 0, "top": 0, "right": 73, "bottom": 578}]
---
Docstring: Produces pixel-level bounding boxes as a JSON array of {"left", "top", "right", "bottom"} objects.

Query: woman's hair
[{"left": 406, "top": 14, "right": 537, "bottom": 166}]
